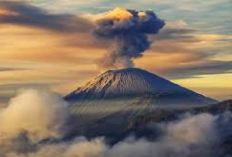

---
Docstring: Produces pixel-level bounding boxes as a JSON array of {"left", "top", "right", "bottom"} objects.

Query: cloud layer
[
  {"left": 0, "top": 89, "right": 70, "bottom": 145},
  {"left": 0, "top": 1, "right": 231, "bottom": 100},
  {"left": 2, "top": 107, "right": 232, "bottom": 156},
  {"left": 0, "top": 88, "right": 231, "bottom": 156},
  {"left": 0, "top": 1, "right": 93, "bottom": 32}
]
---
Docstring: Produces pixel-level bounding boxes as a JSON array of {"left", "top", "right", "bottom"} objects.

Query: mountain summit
[
  {"left": 64, "top": 68, "right": 217, "bottom": 141},
  {"left": 65, "top": 68, "right": 216, "bottom": 106}
]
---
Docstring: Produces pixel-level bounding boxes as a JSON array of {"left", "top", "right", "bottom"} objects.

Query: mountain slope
[
  {"left": 65, "top": 68, "right": 216, "bottom": 106},
  {"left": 63, "top": 68, "right": 219, "bottom": 142}
]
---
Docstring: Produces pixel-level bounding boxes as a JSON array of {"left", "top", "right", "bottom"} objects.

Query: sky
[{"left": 0, "top": 0, "right": 231, "bottom": 105}]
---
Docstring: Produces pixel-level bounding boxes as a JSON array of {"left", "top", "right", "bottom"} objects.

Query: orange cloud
[
  {"left": 0, "top": 8, "right": 18, "bottom": 16},
  {"left": 0, "top": 2, "right": 231, "bottom": 101}
]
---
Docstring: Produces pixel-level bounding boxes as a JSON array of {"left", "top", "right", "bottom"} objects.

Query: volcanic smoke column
[{"left": 94, "top": 8, "right": 165, "bottom": 70}]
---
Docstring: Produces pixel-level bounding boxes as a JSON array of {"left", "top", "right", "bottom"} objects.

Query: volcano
[
  {"left": 65, "top": 68, "right": 216, "bottom": 106},
  {"left": 64, "top": 68, "right": 217, "bottom": 141}
]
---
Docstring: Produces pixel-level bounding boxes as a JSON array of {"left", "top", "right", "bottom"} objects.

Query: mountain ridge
[
  {"left": 65, "top": 68, "right": 216, "bottom": 106},
  {"left": 62, "top": 68, "right": 231, "bottom": 144}
]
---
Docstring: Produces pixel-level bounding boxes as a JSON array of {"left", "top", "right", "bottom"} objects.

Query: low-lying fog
[{"left": 0, "top": 89, "right": 231, "bottom": 157}]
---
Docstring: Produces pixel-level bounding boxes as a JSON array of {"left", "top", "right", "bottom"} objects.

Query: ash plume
[{"left": 94, "top": 8, "right": 165, "bottom": 70}]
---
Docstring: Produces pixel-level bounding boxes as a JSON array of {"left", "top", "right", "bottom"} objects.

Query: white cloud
[
  {"left": 0, "top": 88, "right": 231, "bottom": 157},
  {"left": 3, "top": 111, "right": 231, "bottom": 157},
  {"left": 0, "top": 88, "right": 70, "bottom": 144}
]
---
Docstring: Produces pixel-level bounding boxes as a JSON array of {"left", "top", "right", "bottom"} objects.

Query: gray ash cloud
[{"left": 94, "top": 8, "right": 165, "bottom": 70}]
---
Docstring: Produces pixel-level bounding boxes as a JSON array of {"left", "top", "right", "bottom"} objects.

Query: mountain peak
[{"left": 65, "top": 68, "right": 216, "bottom": 106}]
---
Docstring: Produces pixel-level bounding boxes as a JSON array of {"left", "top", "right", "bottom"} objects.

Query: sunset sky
[{"left": 0, "top": 0, "right": 231, "bottom": 105}]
